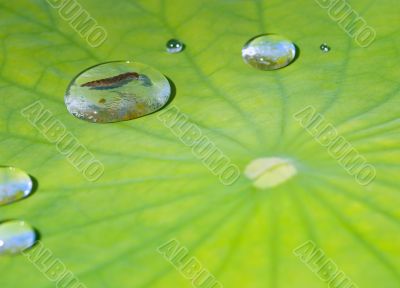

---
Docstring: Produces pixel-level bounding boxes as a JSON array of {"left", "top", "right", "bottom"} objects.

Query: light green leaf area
[{"left": 0, "top": 0, "right": 399, "bottom": 287}]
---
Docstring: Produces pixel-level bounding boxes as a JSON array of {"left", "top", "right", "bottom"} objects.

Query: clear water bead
[
  {"left": 0, "top": 220, "right": 37, "bottom": 255},
  {"left": 0, "top": 166, "right": 33, "bottom": 206},
  {"left": 242, "top": 34, "right": 297, "bottom": 70},
  {"left": 166, "top": 39, "right": 184, "bottom": 53},
  {"left": 320, "top": 43, "right": 331, "bottom": 53},
  {"left": 65, "top": 61, "right": 171, "bottom": 123}
]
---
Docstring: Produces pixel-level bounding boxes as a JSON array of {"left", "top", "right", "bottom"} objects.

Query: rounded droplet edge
[
  {"left": 64, "top": 60, "right": 174, "bottom": 123},
  {"left": 241, "top": 33, "right": 299, "bottom": 71},
  {"left": 166, "top": 39, "right": 185, "bottom": 54},
  {"left": 0, "top": 166, "right": 34, "bottom": 207},
  {"left": 320, "top": 43, "right": 331, "bottom": 53},
  {"left": 0, "top": 220, "right": 39, "bottom": 255}
]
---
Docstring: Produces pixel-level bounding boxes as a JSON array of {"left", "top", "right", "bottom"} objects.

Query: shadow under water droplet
[
  {"left": 29, "top": 175, "right": 39, "bottom": 196},
  {"left": 293, "top": 44, "right": 301, "bottom": 64},
  {"left": 31, "top": 227, "right": 42, "bottom": 246},
  {"left": 0, "top": 219, "right": 11, "bottom": 225},
  {"left": 165, "top": 76, "right": 176, "bottom": 107}
]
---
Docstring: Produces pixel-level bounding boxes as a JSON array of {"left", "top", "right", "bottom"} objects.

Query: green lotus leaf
[{"left": 0, "top": 0, "right": 399, "bottom": 287}]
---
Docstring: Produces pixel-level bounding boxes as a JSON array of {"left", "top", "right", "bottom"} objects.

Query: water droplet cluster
[
  {"left": 1, "top": 30, "right": 334, "bottom": 257},
  {"left": 0, "top": 167, "right": 37, "bottom": 255}
]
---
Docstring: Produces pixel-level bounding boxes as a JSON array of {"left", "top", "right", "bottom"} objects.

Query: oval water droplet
[
  {"left": 320, "top": 43, "right": 331, "bottom": 53},
  {"left": 0, "top": 220, "right": 37, "bottom": 255},
  {"left": 166, "top": 39, "right": 184, "bottom": 53},
  {"left": 244, "top": 157, "right": 297, "bottom": 189},
  {"left": 65, "top": 61, "right": 172, "bottom": 123},
  {"left": 242, "top": 34, "right": 297, "bottom": 70},
  {"left": 0, "top": 166, "right": 33, "bottom": 206}
]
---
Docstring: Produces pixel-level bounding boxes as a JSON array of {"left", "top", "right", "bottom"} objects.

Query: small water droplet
[
  {"left": 242, "top": 34, "right": 297, "bottom": 70},
  {"left": 166, "top": 39, "right": 184, "bottom": 53},
  {"left": 65, "top": 61, "right": 172, "bottom": 123},
  {"left": 0, "top": 166, "right": 33, "bottom": 206},
  {"left": 320, "top": 43, "right": 331, "bottom": 53},
  {"left": 244, "top": 157, "right": 297, "bottom": 189},
  {"left": 0, "top": 220, "right": 37, "bottom": 255}
]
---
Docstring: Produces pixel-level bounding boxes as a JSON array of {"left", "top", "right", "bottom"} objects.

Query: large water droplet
[
  {"left": 166, "top": 39, "right": 184, "bottom": 53},
  {"left": 244, "top": 157, "right": 297, "bottom": 189},
  {"left": 65, "top": 61, "right": 172, "bottom": 123},
  {"left": 0, "top": 166, "right": 33, "bottom": 206},
  {"left": 0, "top": 220, "right": 37, "bottom": 255},
  {"left": 242, "top": 34, "right": 297, "bottom": 70}
]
